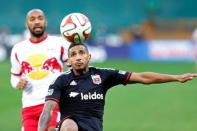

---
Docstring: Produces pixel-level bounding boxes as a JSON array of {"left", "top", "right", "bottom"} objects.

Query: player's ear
[
  {"left": 66, "top": 58, "right": 71, "bottom": 65},
  {"left": 65, "top": 59, "right": 71, "bottom": 68},
  {"left": 88, "top": 54, "right": 91, "bottom": 61},
  {"left": 25, "top": 21, "right": 28, "bottom": 29},
  {"left": 45, "top": 19, "right": 48, "bottom": 27}
]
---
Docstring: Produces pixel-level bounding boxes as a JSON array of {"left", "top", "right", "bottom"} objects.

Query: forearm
[
  {"left": 130, "top": 72, "right": 179, "bottom": 84},
  {"left": 141, "top": 72, "right": 178, "bottom": 84},
  {"left": 38, "top": 100, "right": 57, "bottom": 131},
  {"left": 38, "top": 109, "right": 52, "bottom": 131},
  {"left": 129, "top": 72, "right": 197, "bottom": 84}
]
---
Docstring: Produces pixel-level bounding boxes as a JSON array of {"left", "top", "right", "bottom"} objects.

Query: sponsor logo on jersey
[
  {"left": 69, "top": 92, "right": 79, "bottom": 97},
  {"left": 68, "top": 92, "right": 103, "bottom": 100},
  {"left": 91, "top": 74, "right": 102, "bottom": 85},
  {"left": 81, "top": 92, "right": 103, "bottom": 100}
]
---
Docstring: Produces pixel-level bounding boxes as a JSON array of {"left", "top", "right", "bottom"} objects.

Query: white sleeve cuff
[{"left": 10, "top": 74, "right": 20, "bottom": 89}]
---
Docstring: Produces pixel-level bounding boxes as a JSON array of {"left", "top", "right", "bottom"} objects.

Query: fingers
[
  {"left": 16, "top": 79, "right": 28, "bottom": 90},
  {"left": 187, "top": 74, "right": 197, "bottom": 80},
  {"left": 191, "top": 74, "right": 197, "bottom": 77},
  {"left": 181, "top": 73, "right": 197, "bottom": 83}
]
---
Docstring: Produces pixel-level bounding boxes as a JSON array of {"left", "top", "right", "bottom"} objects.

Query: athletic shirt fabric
[
  {"left": 46, "top": 67, "right": 132, "bottom": 124},
  {"left": 10, "top": 35, "right": 69, "bottom": 108}
]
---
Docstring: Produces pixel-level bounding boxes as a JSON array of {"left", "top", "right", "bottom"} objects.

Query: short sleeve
[
  {"left": 102, "top": 68, "right": 132, "bottom": 88},
  {"left": 45, "top": 75, "right": 64, "bottom": 103}
]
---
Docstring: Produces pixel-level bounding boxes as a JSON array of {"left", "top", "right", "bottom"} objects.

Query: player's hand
[
  {"left": 177, "top": 73, "right": 197, "bottom": 83},
  {"left": 16, "top": 79, "right": 28, "bottom": 90}
]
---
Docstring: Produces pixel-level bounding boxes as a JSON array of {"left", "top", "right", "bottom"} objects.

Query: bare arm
[
  {"left": 129, "top": 72, "right": 197, "bottom": 84},
  {"left": 38, "top": 100, "right": 58, "bottom": 131}
]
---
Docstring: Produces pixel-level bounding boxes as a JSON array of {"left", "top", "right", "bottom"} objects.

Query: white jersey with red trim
[{"left": 10, "top": 35, "right": 70, "bottom": 108}]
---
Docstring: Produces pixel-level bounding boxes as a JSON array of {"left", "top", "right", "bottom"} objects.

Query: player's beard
[
  {"left": 74, "top": 64, "right": 89, "bottom": 75},
  {"left": 29, "top": 26, "right": 46, "bottom": 38}
]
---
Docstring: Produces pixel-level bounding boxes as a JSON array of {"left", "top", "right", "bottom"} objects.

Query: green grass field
[{"left": 0, "top": 60, "right": 197, "bottom": 131}]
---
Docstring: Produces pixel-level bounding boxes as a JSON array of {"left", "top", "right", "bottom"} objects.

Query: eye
[
  {"left": 38, "top": 16, "right": 44, "bottom": 21},
  {"left": 79, "top": 50, "right": 85, "bottom": 55},
  {"left": 29, "top": 17, "right": 35, "bottom": 22},
  {"left": 70, "top": 52, "right": 76, "bottom": 57}
]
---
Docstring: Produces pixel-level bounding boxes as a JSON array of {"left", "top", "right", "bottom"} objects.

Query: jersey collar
[{"left": 29, "top": 34, "right": 48, "bottom": 44}]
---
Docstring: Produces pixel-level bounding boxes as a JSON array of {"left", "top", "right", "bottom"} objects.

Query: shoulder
[
  {"left": 48, "top": 35, "right": 70, "bottom": 44},
  {"left": 90, "top": 67, "right": 116, "bottom": 72},
  {"left": 89, "top": 67, "right": 117, "bottom": 75},
  {"left": 47, "top": 35, "right": 59, "bottom": 40},
  {"left": 11, "top": 40, "right": 28, "bottom": 52},
  {"left": 62, "top": 70, "right": 72, "bottom": 76},
  {"left": 51, "top": 70, "right": 72, "bottom": 86},
  {"left": 58, "top": 70, "right": 72, "bottom": 79},
  {"left": 46, "top": 35, "right": 60, "bottom": 43},
  {"left": 48, "top": 35, "right": 70, "bottom": 48}
]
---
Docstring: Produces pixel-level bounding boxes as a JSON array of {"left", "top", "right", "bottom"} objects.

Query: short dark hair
[
  {"left": 68, "top": 43, "right": 88, "bottom": 50},
  {"left": 26, "top": 9, "right": 45, "bottom": 19},
  {"left": 68, "top": 43, "right": 89, "bottom": 56}
]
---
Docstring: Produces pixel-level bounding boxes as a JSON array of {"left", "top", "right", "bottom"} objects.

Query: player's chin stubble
[{"left": 29, "top": 27, "right": 45, "bottom": 38}]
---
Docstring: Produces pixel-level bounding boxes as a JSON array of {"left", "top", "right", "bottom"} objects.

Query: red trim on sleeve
[
  {"left": 29, "top": 34, "right": 48, "bottom": 44},
  {"left": 11, "top": 72, "right": 22, "bottom": 76},
  {"left": 124, "top": 72, "right": 132, "bottom": 85},
  {"left": 45, "top": 98, "right": 59, "bottom": 103},
  {"left": 60, "top": 46, "right": 65, "bottom": 61},
  {"left": 15, "top": 53, "right": 19, "bottom": 62}
]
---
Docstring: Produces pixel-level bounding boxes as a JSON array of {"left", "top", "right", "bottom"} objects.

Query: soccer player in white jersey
[{"left": 10, "top": 9, "right": 70, "bottom": 131}]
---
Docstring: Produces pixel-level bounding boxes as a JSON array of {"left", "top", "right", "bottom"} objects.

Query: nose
[
  {"left": 34, "top": 18, "right": 41, "bottom": 24},
  {"left": 76, "top": 57, "right": 81, "bottom": 62},
  {"left": 75, "top": 54, "right": 82, "bottom": 62}
]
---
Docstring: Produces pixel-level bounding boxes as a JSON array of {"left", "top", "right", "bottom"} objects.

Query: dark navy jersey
[{"left": 46, "top": 67, "right": 131, "bottom": 130}]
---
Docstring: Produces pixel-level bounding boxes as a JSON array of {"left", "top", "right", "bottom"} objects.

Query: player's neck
[
  {"left": 73, "top": 67, "right": 89, "bottom": 76},
  {"left": 29, "top": 34, "right": 47, "bottom": 43}
]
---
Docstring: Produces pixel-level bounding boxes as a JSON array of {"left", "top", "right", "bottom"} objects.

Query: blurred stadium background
[{"left": 1, "top": 0, "right": 197, "bottom": 131}]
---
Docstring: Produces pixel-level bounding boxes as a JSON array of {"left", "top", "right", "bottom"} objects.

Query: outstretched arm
[
  {"left": 128, "top": 72, "right": 197, "bottom": 84},
  {"left": 38, "top": 100, "right": 57, "bottom": 131}
]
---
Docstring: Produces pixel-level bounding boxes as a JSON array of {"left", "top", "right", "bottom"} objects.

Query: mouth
[
  {"left": 75, "top": 62, "right": 83, "bottom": 67},
  {"left": 33, "top": 26, "right": 43, "bottom": 31}
]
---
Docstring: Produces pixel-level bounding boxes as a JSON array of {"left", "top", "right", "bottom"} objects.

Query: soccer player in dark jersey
[{"left": 38, "top": 44, "right": 197, "bottom": 131}]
